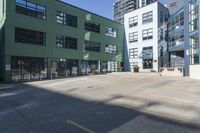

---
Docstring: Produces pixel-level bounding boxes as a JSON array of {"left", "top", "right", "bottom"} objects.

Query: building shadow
[{"left": 0, "top": 83, "right": 200, "bottom": 133}]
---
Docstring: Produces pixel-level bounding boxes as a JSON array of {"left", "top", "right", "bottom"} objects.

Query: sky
[{"left": 62, "top": 0, "right": 167, "bottom": 19}]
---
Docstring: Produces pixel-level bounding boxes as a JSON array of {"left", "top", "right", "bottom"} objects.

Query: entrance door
[{"left": 143, "top": 59, "right": 153, "bottom": 69}]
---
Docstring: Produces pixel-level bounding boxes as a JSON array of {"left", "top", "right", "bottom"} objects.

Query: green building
[{"left": 0, "top": 0, "right": 125, "bottom": 82}]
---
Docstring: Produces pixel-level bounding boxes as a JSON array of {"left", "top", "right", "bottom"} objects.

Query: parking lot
[{"left": 1, "top": 72, "right": 200, "bottom": 133}]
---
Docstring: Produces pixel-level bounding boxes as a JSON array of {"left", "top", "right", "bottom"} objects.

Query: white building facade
[{"left": 124, "top": 2, "right": 168, "bottom": 72}]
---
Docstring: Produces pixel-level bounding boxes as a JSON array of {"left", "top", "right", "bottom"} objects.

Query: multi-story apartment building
[
  {"left": 0, "top": 0, "right": 125, "bottom": 82},
  {"left": 113, "top": 0, "right": 139, "bottom": 24},
  {"left": 113, "top": 0, "right": 157, "bottom": 24},
  {"left": 124, "top": 1, "right": 168, "bottom": 72},
  {"left": 164, "top": 0, "right": 184, "bottom": 15},
  {"left": 167, "top": 8, "right": 184, "bottom": 68},
  {"left": 184, "top": 0, "right": 200, "bottom": 79}
]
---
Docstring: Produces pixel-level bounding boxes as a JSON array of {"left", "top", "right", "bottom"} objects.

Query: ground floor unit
[{"left": 0, "top": 55, "right": 122, "bottom": 82}]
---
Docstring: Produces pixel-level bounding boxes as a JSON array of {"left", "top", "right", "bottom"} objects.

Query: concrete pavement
[{"left": 0, "top": 72, "right": 200, "bottom": 133}]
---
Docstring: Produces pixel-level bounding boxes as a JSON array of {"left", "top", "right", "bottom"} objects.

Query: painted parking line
[{"left": 67, "top": 120, "right": 96, "bottom": 133}]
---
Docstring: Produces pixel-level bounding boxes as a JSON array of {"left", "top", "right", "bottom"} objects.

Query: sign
[{"left": 5, "top": 64, "right": 11, "bottom": 71}]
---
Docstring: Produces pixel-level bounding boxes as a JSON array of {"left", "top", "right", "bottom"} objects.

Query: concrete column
[
  {"left": 78, "top": 60, "right": 82, "bottom": 75},
  {"left": 4, "top": 55, "right": 11, "bottom": 83},
  {"left": 47, "top": 57, "right": 51, "bottom": 79}
]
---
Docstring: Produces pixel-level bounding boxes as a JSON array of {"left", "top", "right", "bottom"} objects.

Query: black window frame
[
  {"left": 56, "top": 35, "right": 77, "bottom": 50},
  {"left": 84, "top": 40, "right": 100, "bottom": 52},
  {"left": 105, "top": 44, "right": 118, "bottom": 54},
  {"left": 56, "top": 11, "right": 77, "bottom": 28},
  {"left": 16, "top": 0, "right": 46, "bottom": 20},
  {"left": 105, "top": 27, "right": 118, "bottom": 38},
  {"left": 84, "top": 20, "right": 100, "bottom": 33},
  {"left": 15, "top": 27, "right": 46, "bottom": 46}
]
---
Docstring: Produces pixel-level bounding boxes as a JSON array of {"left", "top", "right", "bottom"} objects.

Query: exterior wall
[
  {"left": 190, "top": 65, "right": 200, "bottom": 79},
  {"left": 113, "top": 0, "right": 139, "bottom": 24},
  {"left": 164, "top": 0, "right": 184, "bottom": 15},
  {"left": 124, "top": 2, "right": 168, "bottom": 72},
  {"left": 0, "top": 0, "right": 6, "bottom": 81},
  {"left": 158, "top": 3, "right": 169, "bottom": 68},
  {"left": 113, "top": 0, "right": 157, "bottom": 24},
  {"left": 184, "top": 1, "right": 190, "bottom": 76},
  {"left": 2, "top": 0, "right": 125, "bottom": 82},
  {"left": 185, "top": 0, "right": 200, "bottom": 77}
]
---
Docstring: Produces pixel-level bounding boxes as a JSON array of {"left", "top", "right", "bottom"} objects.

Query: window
[
  {"left": 105, "top": 27, "right": 117, "bottom": 38},
  {"left": 11, "top": 56, "right": 47, "bottom": 81},
  {"left": 143, "top": 11, "right": 153, "bottom": 24},
  {"left": 129, "top": 16, "right": 138, "bottom": 27},
  {"left": 190, "top": 34, "right": 199, "bottom": 64},
  {"left": 169, "top": 2, "right": 176, "bottom": 8},
  {"left": 129, "top": 32, "right": 138, "bottom": 43},
  {"left": 143, "top": 28, "right": 153, "bottom": 40},
  {"left": 84, "top": 20, "right": 100, "bottom": 33},
  {"left": 56, "top": 35, "right": 77, "bottom": 49},
  {"left": 105, "top": 45, "right": 117, "bottom": 54},
  {"left": 160, "top": 11, "right": 164, "bottom": 24},
  {"left": 85, "top": 40, "right": 100, "bottom": 52},
  {"left": 15, "top": 28, "right": 46, "bottom": 45},
  {"left": 16, "top": 0, "right": 46, "bottom": 20},
  {"left": 142, "top": 47, "right": 153, "bottom": 69},
  {"left": 129, "top": 48, "right": 138, "bottom": 58},
  {"left": 56, "top": 11, "right": 77, "bottom": 28}
]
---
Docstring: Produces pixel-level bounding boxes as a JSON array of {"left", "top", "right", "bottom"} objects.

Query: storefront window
[
  {"left": 51, "top": 59, "right": 79, "bottom": 78},
  {"left": 11, "top": 56, "right": 47, "bottom": 81}
]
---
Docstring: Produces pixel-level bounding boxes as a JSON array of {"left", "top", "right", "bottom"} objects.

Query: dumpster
[{"left": 133, "top": 66, "right": 139, "bottom": 72}]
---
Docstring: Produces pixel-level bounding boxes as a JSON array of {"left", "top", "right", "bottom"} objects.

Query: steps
[{"left": 159, "top": 67, "right": 183, "bottom": 77}]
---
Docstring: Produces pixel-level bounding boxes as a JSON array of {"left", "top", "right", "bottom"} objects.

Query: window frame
[
  {"left": 142, "top": 11, "right": 153, "bottom": 24},
  {"left": 16, "top": 0, "right": 46, "bottom": 20},
  {"left": 129, "top": 48, "right": 138, "bottom": 59},
  {"left": 142, "top": 28, "right": 153, "bottom": 40}
]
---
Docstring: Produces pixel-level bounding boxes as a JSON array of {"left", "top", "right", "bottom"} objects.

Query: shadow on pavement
[{"left": 0, "top": 83, "right": 200, "bottom": 133}]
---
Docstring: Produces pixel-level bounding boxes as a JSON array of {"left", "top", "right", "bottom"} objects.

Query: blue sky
[{"left": 62, "top": 0, "right": 167, "bottom": 19}]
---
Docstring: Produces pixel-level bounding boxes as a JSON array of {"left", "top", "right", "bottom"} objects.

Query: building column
[
  {"left": 78, "top": 60, "right": 82, "bottom": 75},
  {"left": 4, "top": 55, "right": 11, "bottom": 82},
  {"left": 47, "top": 57, "right": 51, "bottom": 79}
]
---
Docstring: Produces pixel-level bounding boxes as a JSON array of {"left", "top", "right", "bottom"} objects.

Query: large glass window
[
  {"left": 129, "top": 16, "right": 138, "bottom": 27},
  {"left": 129, "top": 32, "right": 138, "bottom": 43},
  {"left": 142, "top": 11, "right": 153, "bottom": 24},
  {"left": 129, "top": 48, "right": 138, "bottom": 59},
  {"left": 105, "top": 27, "right": 117, "bottom": 38},
  {"left": 142, "top": 47, "right": 153, "bottom": 69},
  {"left": 189, "top": 0, "right": 199, "bottom": 32},
  {"left": 168, "top": 11, "right": 184, "bottom": 33},
  {"left": 168, "top": 29, "right": 184, "bottom": 48},
  {"left": 16, "top": 0, "right": 46, "bottom": 20},
  {"left": 56, "top": 35, "right": 77, "bottom": 49},
  {"left": 142, "top": 28, "right": 153, "bottom": 40},
  {"left": 84, "top": 20, "right": 100, "bottom": 33},
  {"left": 51, "top": 59, "right": 79, "bottom": 78},
  {"left": 56, "top": 11, "right": 77, "bottom": 28},
  {"left": 105, "top": 45, "right": 117, "bottom": 54},
  {"left": 11, "top": 56, "right": 47, "bottom": 81},
  {"left": 85, "top": 40, "right": 100, "bottom": 52},
  {"left": 15, "top": 28, "right": 46, "bottom": 45},
  {"left": 190, "top": 34, "right": 199, "bottom": 64}
]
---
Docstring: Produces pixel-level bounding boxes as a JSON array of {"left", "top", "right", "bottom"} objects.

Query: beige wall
[{"left": 190, "top": 65, "right": 200, "bottom": 80}]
